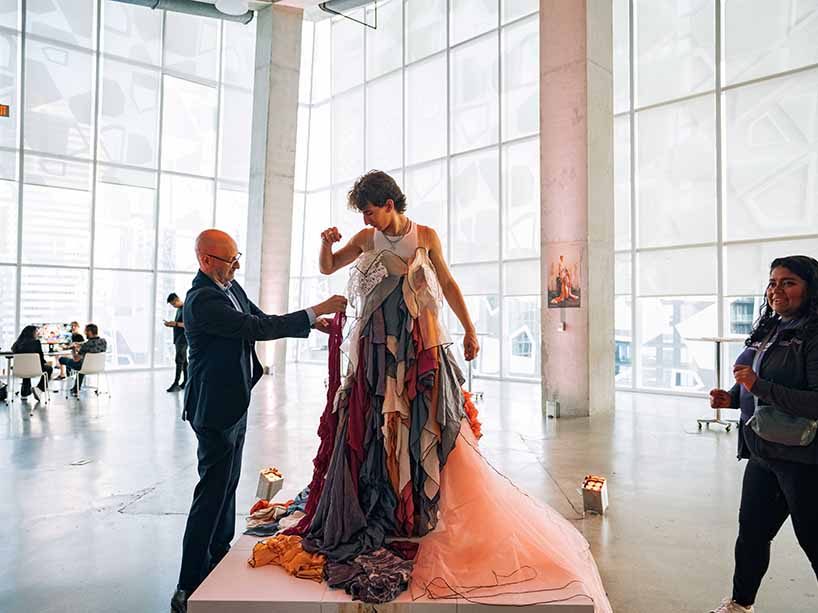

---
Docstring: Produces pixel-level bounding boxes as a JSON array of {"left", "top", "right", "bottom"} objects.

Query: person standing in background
[{"left": 165, "top": 293, "right": 187, "bottom": 392}]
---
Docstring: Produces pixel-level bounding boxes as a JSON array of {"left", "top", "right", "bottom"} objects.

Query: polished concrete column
[
  {"left": 539, "top": 0, "right": 614, "bottom": 417},
  {"left": 245, "top": 5, "right": 303, "bottom": 373}
]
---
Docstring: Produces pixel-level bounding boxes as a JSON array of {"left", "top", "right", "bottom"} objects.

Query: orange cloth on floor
[
  {"left": 462, "top": 390, "right": 482, "bottom": 439},
  {"left": 248, "top": 534, "right": 326, "bottom": 582}
]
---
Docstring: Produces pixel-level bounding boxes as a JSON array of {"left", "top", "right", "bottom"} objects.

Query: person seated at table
[
  {"left": 58, "top": 323, "right": 107, "bottom": 395},
  {"left": 57, "top": 322, "right": 85, "bottom": 379},
  {"left": 11, "top": 325, "right": 53, "bottom": 402}
]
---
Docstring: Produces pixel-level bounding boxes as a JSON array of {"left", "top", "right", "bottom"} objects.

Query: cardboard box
[
  {"left": 581, "top": 474, "right": 608, "bottom": 515},
  {"left": 255, "top": 467, "right": 283, "bottom": 501}
]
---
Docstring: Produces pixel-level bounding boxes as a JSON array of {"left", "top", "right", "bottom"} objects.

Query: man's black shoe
[
  {"left": 170, "top": 588, "right": 189, "bottom": 613},
  {"left": 179, "top": 380, "right": 186, "bottom": 389},
  {"left": 166, "top": 383, "right": 182, "bottom": 393}
]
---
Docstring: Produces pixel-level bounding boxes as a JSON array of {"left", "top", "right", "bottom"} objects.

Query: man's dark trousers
[{"left": 178, "top": 412, "right": 248, "bottom": 592}]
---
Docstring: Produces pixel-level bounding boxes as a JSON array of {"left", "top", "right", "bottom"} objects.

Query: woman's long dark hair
[
  {"left": 747, "top": 255, "right": 818, "bottom": 346},
  {"left": 13, "top": 325, "right": 38, "bottom": 348}
]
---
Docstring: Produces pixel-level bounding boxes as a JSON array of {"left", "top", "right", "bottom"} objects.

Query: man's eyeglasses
[{"left": 206, "top": 252, "right": 242, "bottom": 265}]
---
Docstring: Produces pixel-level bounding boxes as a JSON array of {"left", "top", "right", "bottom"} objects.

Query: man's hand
[
  {"left": 321, "top": 227, "right": 342, "bottom": 245},
  {"left": 313, "top": 318, "right": 332, "bottom": 334},
  {"left": 709, "top": 389, "right": 732, "bottom": 409},
  {"left": 733, "top": 365, "right": 758, "bottom": 393},
  {"left": 163, "top": 320, "right": 175, "bottom": 328},
  {"left": 463, "top": 331, "right": 480, "bottom": 361},
  {"left": 312, "top": 294, "right": 348, "bottom": 316}
]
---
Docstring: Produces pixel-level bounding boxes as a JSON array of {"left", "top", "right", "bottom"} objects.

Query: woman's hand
[
  {"left": 321, "top": 227, "right": 342, "bottom": 245},
  {"left": 733, "top": 365, "right": 758, "bottom": 393},
  {"left": 709, "top": 389, "right": 732, "bottom": 409},
  {"left": 463, "top": 331, "right": 479, "bottom": 361}
]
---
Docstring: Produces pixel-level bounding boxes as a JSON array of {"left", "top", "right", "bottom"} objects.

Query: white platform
[{"left": 188, "top": 535, "right": 595, "bottom": 612}]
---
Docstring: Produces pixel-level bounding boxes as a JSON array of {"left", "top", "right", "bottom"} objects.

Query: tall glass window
[
  {"left": 291, "top": 2, "right": 541, "bottom": 381},
  {"left": 0, "top": 2, "right": 257, "bottom": 370},
  {"left": 614, "top": 0, "right": 818, "bottom": 394}
]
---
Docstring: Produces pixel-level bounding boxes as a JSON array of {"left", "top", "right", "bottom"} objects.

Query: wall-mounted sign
[
  {"left": 0, "top": 104, "right": 9, "bottom": 118},
  {"left": 547, "top": 246, "right": 582, "bottom": 309}
]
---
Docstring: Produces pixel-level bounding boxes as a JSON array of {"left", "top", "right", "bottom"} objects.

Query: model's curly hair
[
  {"left": 347, "top": 170, "right": 407, "bottom": 214},
  {"left": 747, "top": 255, "right": 818, "bottom": 346}
]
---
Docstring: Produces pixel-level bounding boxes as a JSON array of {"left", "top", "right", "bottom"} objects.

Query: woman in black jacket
[
  {"left": 708, "top": 255, "right": 818, "bottom": 613},
  {"left": 11, "top": 325, "right": 52, "bottom": 401}
]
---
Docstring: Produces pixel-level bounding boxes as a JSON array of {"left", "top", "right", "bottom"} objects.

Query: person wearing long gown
[{"left": 275, "top": 171, "right": 611, "bottom": 610}]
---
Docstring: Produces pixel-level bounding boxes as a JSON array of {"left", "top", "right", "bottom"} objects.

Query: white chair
[
  {"left": 71, "top": 352, "right": 110, "bottom": 397},
  {"left": 11, "top": 353, "right": 51, "bottom": 405}
]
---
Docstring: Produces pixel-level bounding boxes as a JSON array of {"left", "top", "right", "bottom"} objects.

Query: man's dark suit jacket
[{"left": 183, "top": 270, "right": 311, "bottom": 430}]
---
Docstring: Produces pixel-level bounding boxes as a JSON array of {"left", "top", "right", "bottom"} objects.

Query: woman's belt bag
[{"left": 747, "top": 405, "right": 818, "bottom": 447}]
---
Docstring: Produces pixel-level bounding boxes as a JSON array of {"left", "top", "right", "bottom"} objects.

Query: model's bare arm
[
  {"left": 424, "top": 227, "right": 480, "bottom": 361},
  {"left": 319, "top": 227, "right": 369, "bottom": 275}
]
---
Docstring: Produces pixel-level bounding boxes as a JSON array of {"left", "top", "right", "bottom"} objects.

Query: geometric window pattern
[
  {"left": 0, "top": 1, "right": 256, "bottom": 369},
  {"left": 614, "top": 0, "right": 818, "bottom": 393}
]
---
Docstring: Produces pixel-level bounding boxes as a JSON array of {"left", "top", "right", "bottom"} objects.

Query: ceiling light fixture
[{"left": 215, "top": 0, "right": 249, "bottom": 16}]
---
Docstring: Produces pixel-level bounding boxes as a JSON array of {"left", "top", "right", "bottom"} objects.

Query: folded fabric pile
[
  {"left": 244, "top": 488, "right": 309, "bottom": 537},
  {"left": 248, "top": 534, "right": 325, "bottom": 582},
  {"left": 325, "top": 547, "right": 414, "bottom": 604}
]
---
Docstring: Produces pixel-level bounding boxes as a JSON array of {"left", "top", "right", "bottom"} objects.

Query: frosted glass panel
[
  {"left": 366, "top": 73, "right": 402, "bottom": 172},
  {"left": 20, "top": 267, "right": 89, "bottom": 326},
  {"left": 163, "top": 12, "right": 220, "bottom": 81},
  {"left": 638, "top": 296, "right": 717, "bottom": 391},
  {"left": 501, "top": 15, "right": 538, "bottom": 140},
  {"left": 332, "top": 11, "right": 364, "bottom": 94},
  {"left": 219, "top": 85, "right": 253, "bottom": 183},
  {"left": 0, "top": 31, "right": 19, "bottom": 150},
  {"left": 95, "top": 167, "right": 156, "bottom": 270},
  {"left": 723, "top": 69, "right": 818, "bottom": 241},
  {"left": 98, "top": 58, "right": 160, "bottom": 169},
  {"left": 724, "top": 238, "right": 818, "bottom": 296},
  {"left": 27, "top": 0, "right": 94, "bottom": 49},
  {"left": 0, "top": 2, "right": 19, "bottom": 31},
  {"left": 406, "top": 0, "right": 446, "bottom": 63},
  {"left": 405, "top": 161, "right": 447, "bottom": 257},
  {"left": 366, "top": 0, "right": 402, "bottom": 80},
  {"left": 724, "top": 0, "right": 818, "bottom": 85},
  {"left": 0, "top": 180, "right": 17, "bottom": 264},
  {"left": 157, "top": 174, "right": 214, "bottom": 272},
  {"left": 290, "top": 193, "right": 305, "bottom": 278},
  {"left": 93, "top": 270, "right": 152, "bottom": 369},
  {"left": 312, "top": 21, "right": 331, "bottom": 103},
  {"left": 216, "top": 183, "right": 249, "bottom": 257},
  {"left": 503, "top": 259, "right": 539, "bottom": 295},
  {"left": 503, "top": 138, "right": 539, "bottom": 259},
  {"left": 295, "top": 105, "right": 309, "bottom": 190},
  {"left": 613, "top": 0, "right": 630, "bottom": 114},
  {"left": 637, "top": 95, "right": 716, "bottom": 247},
  {"left": 332, "top": 88, "right": 364, "bottom": 183},
  {"left": 302, "top": 190, "right": 330, "bottom": 276},
  {"left": 161, "top": 76, "right": 217, "bottom": 176},
  {"left": 502, "top": 0, "right": 538, "bottom": 23},
  {"left": 449, "top": 263, "right": 499, "bottom": 295},
  {"left": 24, "top": 154, "right": 91, "bottom": 190},
  {"left": 308, "top": 103, "right": 331, "bottom": 190},
  {"left": 299, "top": 21, "right": 314, "bottom": 104},
  {"left": 0, "top": 266, "right": 16, "bottom": 350},
  {"left": 21, "top": 183, "right": 91, "bottom": 266},
  {"left": 635, "top": 0, "right": 715, "bottom": 107},
  {"left": 331, "top": 185, "right": 360, "bottom": 246},
  {"left": 451, "top": 0, "right": 498, "bottom": 46},
  {"left": 24, "top": 39, "right": 94, "bottom": 158},
  {"left": 406, "top": 53, "right": 446, "bottom": 165},
  {"left": 102, "top": 0, "right": 162, "bottom": 65},
  {"left": 451, "top": 148, "right": 499, "bottom": 264},
  {"left": 222, "top": 19, "right": 256, "bottom": 89},
  {"left": 614, "top": 116, "right": 631, "bottom": 250},
  {"left": 451, "top": 33, "right": 499, "bottom": 153},
  {"left": 638, "top": 246, "right": 718, "bottom": 296},
  {"left": 615, "top": 252, "right": 631, "bottom": 295},
  {"left": 503, "top": 295, "right": 540, "bottom": 378}
]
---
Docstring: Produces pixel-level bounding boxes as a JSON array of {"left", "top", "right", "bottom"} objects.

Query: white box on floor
[
  {"left": 256, "top": 467, "right": 283, "bottom": 501},
  {"left": 581, "top": 475, "right": 608, "bottom": 515}
]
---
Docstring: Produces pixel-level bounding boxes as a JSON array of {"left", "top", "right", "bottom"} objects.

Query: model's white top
[{"left": 372, "top": 218, "right": 418, "bottom": 261}]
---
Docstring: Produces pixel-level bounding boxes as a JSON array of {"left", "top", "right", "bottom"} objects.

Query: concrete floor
[{"left": 0, "top": 364, "right": 815, "bottom": 613}]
